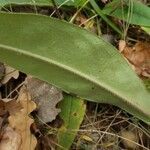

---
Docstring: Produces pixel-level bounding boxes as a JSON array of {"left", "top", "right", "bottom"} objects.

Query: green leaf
[
  {"left": 54, "top": 0, "right": 87, "bottom": 6},
  {"left": 0, "top": 0, "right": 87, "bottom": 8},
  {"left": 0, "top": 0, "right": 52, "bottom": 7},
  {"left": 0, "top": 12, "right": 150, "bottom": 124},
  {"left": 58, "top": 95, "right": 86, "bottom": 150},
  {"left": 102, "top": 0, "right": 150, "bottom": 26}
]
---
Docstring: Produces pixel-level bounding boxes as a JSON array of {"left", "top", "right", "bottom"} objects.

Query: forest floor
[{"left": 0, "top": 0, "right": 150, "bottom": 150}]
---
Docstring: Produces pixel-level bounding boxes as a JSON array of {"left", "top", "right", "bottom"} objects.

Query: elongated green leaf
[
  {"left": 54, "top": 0, "right": 87, "bottom": 6},
  {"left": 102, "top": 0, "right": 150, "bottom": 26},
  {"left": 0, "top": 13, "right": 150, "bottom": 124},
  {"left": 0, "top": 0, "right": 86, "bottom": 8},
  {"left": 0, "top": 0, "right": 52, "bottom": 7},
  {"left": 58, "top": 95, "right": 86, "bottom": 150}
]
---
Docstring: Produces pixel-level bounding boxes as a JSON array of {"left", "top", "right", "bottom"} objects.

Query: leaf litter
[
  {"left": 0, "top": 86, "right": 37, "bottom": 150},
  {"left": 25, "top": 76, "right": 63, "bottom": 123},
  {"left": 1, "top": 65, "right": 19, "bottom": 85},
  {"left": 0, "top": 2, "right": 150, "bottom": 150},
  {"left": 119, "top": 40, "right": 150, "bottom": 78}
]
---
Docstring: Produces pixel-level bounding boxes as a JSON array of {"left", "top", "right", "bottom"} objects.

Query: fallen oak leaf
[
  {"left": 7, "top": 86, "right": 37, "bottom": 150},
  {"left": 0, "top": 98, "right": 22, "bottom": 150}
]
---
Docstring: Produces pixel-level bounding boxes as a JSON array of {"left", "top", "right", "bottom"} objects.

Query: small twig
[
  {"left": 93, "top": 110, "right": 121, "bottom": 149},
  {"left": 69, "top": 0, "right": 89, "bottom": 23},
  {"left": 50, "top": 0, "right": 62, "bottom": 19},
  {"left": 73, "top": 129, "right": 150, "bottom": 150}
]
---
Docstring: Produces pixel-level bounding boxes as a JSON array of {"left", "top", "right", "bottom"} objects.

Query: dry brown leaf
[
  {"left": 75, "top": 14, "right": 96, "bottom": 33},
  {"left": 118, "top": 40, "right": 126, "bottom": 52},
  {"left": 75, "top": 14, "right": 87, "bottom": 26},
  {"left": 1, "top": 65, "right": 19, "bottom": 84},
  {"left": 7, "top": 87, "right": 37, "bottom": 150},
  {"left": 0, "top": 126, "right": 21, "bottom": 150},
  {"left": 121, "top": 129, "right": 139, "bottom": 149},
  {"left": 5, "top": 99, "right": 23, "bottom": 115},
  {"left": 26, "top": 76, "right": 63, "bottom": 123},
  {"left": 119, "top": 41, "right": 150, "bottom": 77}
]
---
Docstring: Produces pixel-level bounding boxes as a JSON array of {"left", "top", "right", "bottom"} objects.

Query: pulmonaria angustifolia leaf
[
  {"left": 0, "top": 0, "right": 87, "bottom": 8},
  {"left": 0, "top": 13, "right": 149, "bottom": 124}
]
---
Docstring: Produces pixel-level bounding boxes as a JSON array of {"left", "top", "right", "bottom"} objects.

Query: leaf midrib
[{"left": 0, "top": 43, "right": 144, "bottom": 114}]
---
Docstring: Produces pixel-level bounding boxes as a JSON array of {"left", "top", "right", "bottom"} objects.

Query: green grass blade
[
  {"left": 0, "top": 13, "right": 149, "bottom": 124},
  {"left": 89, "top": 0, "right": 123, "bottom": 35}
]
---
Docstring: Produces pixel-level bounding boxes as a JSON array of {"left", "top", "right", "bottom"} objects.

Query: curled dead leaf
[{"left": 119, "top": 41, "right": 150, "bottom": 78}]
